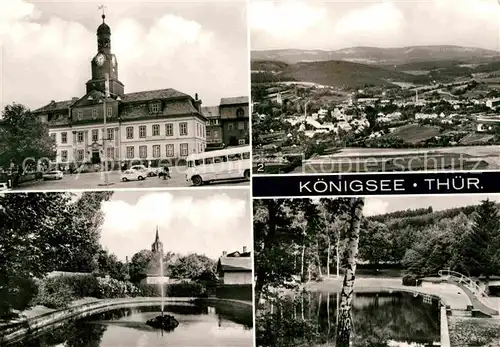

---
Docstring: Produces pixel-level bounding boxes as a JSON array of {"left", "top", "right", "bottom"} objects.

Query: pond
[
  {"left": 258, "top": 291, "right": 441, "bottom": 347},
  {"left": 8, "top": 302, "right": 253, "bottom": 347}
]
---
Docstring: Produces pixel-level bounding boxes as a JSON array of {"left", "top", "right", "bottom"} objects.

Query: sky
[
  {"left": 364, "top": 194, "right": 500, "bottom": 217},
  {"left": 98, "top": 188, "right": 252, "bottom": 261},
  {"left": 0, "top": 0, "right": 249, "bottom": 110},
  {"left": 250, "top": 0, "right": 500, "bottom": 51}
]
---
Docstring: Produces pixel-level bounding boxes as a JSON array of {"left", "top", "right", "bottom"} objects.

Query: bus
[{"left": 185, "top": 146, "right": 251, "bottom": 186}]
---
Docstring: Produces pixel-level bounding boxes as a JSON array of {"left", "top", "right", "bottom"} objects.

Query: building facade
[
  {"left": 217, "top": 247, "right": 252, "bottom": 285},
  {"left": 202, "top": 97, "right": 249, "bottom": 151},
  {"left": 34, "top": 14, "right": 207, "bottom": 169},
  {"left": 220, "top": 97, "right": 249, "bottom": 147},
  {"left": 202, "top": 106, "right": 223, "bottom": 150}
]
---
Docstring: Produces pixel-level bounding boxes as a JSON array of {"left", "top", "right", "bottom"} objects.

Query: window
[
  {"left": 213, "top": 130, "right": 219, "bottom": 138},
  {"left": 213, "top": 156, "right": 227, "bottom": 164},
  {"left": 107, "top": 128, "right": 114, "bottom": 140},
  {"left": 61, "top": 132, "right": 67, "bottom": 144},
  {"left": 212, "top": 119, "right": 220, "bottom": 125},
  {"left": 166, "top": 144, "right": 174, "bottom": 157},
  {"left": 204, "top": 157, "right": 213, "bottom": 164},
  {"left": 106, "top": 147, "right": 114, "bottom": 159},
  {"left": 197, "top": 124, "right": 200, "bottom": 137},
  {"left": 92, "top": 109, "right": 97, "bottom": 119},
  {"left": 77, "top": 110, "right": 83, "bottom": 120},
  {"left": 238, "top": 139, "right": 246, "bottom": 145},
  {"left": 92, "top": 129, "right": 98, "bottom": 142},
  {"left": 50, "top": 133, "right": 56, "bottom": 143},
  {"left": 77, "top": 149, "right": 84, "bottom": 161},
  {"left": 228, "top": 153, "right": 242, "bottom": 161},
  {"left": 195, "top": 159, "right": 203, "bottom": 166},
  {"left": 126, "top": 127, "right": 134, "bottom": 139},
  {"left": 242, "top": 152, "right": 250, "bottom": 159},
  {"left": 180, "top": 143, "right": 188, "bottom": 156},
  {"left": 107, "top": 106, "right": 112, "bottom": 117},
  {"left": 152, "top": 124, "right": 160, "bottom": 136},
  {"left": 153, "top": 145, "right": 161, "bottom": 158},
  {"left": 165, "top": 123, "right": 173, "bottom": 136},
  {"left": 139, "top": 145, "right": 147, "bottom": 158},
  {"left": 228, "top": 122, "right": 234, "bottom": 130},
  {"left": 206, "top": 129, "right": 211, "bottom": 137},
  {"left": 139, "top": 125, "right": 146, "bottom": 138},
  {"left": 126, "top": 146, "right": 134, "bottom": 159},
  {"left": 179, "top": 122, "right": 188, "bottom": 136},
  {"left": 151, "top": 103, "right": 160, "bottom": 113},
  {"left": 236, "top": 108, "right": 244, "bottom": 117},
  {"left": 61, "top": 150, "right": 68, "bottom": 162},
  {"left": 238, "top": 121, "right": 245, "bottom": 130},
  {"left": 77, "top": 132, "right": 84, "bottom": 143}
]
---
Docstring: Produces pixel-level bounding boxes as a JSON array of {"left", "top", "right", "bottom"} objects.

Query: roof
[
  {"left": 218, "top": 255, "right": 252, "bottom": 272},
  {"left": 121, "top": 88, "right": 189, "bottom": 103},
  {"left": 201, "top": 106, "right": 220, "bottom": 119},
  {"left": 220, "top": 96, "right": 249, "bottom": 106},
  {"left": 34, "top": 99, "right": 76, "bottom": 113},
  {"left": 119, "top": 99, "right": 201, "bottom": 120}
]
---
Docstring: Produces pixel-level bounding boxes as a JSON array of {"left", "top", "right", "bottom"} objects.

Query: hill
[
  {"left": 251, "top": 59, "right": 429, "bottom": 88},
  {"left": 252, "top": 45, "right": 500, "bottom": 65}
]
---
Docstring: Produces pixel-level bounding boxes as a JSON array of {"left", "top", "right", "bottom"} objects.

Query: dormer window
[
  {"left": 92, "top": 109, "right": 97, "bottom": 119},
  {"left": 77, "top": 110, "right": 83, "bottom": 120},
  {"left": 236, "top": 108, "right": 244, "bottom": 117},
  {"left": 151, "top": 102, "right": 161, "bottom": 113}
]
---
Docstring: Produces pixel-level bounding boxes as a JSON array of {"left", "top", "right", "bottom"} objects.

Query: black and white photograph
[
  {"left": 254, "top": 195, "right": 500, "bottom": 347},
  {"left": 0, "top": 0, "right": 250, "bottom": 190},
  {"left": 251, "top": 0, "right": 500, "bottom": 174},
  {"left": 0, "top": 189, "right": 253, "bottom": 346}
]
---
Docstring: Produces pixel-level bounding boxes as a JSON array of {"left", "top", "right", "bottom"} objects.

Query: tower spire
[
  {"left": 155, "top": 225, "right": 159, "bottom": 241},
  {"left": 98, "top": 4, "right": 107, "bottom": 22}
]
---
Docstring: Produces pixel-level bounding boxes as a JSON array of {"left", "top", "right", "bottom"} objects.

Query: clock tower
[{"left": 86, "top": 13, "right": 125, "bottom": 97}]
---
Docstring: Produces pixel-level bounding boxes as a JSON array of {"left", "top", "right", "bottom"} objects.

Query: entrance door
[{"left": 91, "top": 150, "right": 101, "bottom": 164}]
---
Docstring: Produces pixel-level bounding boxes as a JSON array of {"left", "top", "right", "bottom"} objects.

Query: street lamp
[{"left": 98, "top": 73, "right": 113, "bottom": 186}]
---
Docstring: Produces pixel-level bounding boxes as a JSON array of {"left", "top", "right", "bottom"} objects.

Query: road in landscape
[{"left": 12, "top": 170, "right": 249, "bottom": 191}]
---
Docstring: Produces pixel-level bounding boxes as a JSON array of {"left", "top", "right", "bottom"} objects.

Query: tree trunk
[
  {"left": 335, "top": 198, "right": 364, "bottom": 347},
  {"left": 317, "top": 240, "right": 323, "bottom": 278},
  {"left": 336, "top": 238, "right": 340, "bottom": 278},
  {"left": 327, "top": 237, "right": 331, "bottom": 278},
  {"left": 301, "top": 246, "right": 306, "bottom": 281}
]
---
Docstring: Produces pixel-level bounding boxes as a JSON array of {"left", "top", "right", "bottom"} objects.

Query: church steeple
[
  {"left": 151, "top": 226, "right": 163, "bottom": 254},
  {"left": 97, "top": 12, "right": 111, "bottom": 54}
]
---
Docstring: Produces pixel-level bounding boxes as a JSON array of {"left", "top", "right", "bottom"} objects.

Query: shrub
[
  {"left": 139, "top": 282, "right": 207, "bottom": 297},
  {"left": 402, "top": 274, "right": 421, "bottom": 286},
  {"left": 216, "top": 284, "right": 252, "bottom": 302},
  {"left": 54, "top": 275, "right": 100, "bottom": 298},
  {"left": 35, "top": 277, "right": 74, "bottom": 309},
  {"left": 96, "top": 277, "right": 141, "bottom": 299}
]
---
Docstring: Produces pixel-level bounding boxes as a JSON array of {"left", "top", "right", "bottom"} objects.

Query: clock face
[{"left": 95, "top": 53, "right": 105, "bottom": 66}]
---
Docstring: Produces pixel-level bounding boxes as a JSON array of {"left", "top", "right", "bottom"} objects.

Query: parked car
[
  {"left": 121, "top": 169, "right": 147, "bottom": 182},
  {"left": 43, "top": 170, "right": 63, "bottom": 180},
  {"left": 130, "top": 165, "right": 158, "bottom": 177}
]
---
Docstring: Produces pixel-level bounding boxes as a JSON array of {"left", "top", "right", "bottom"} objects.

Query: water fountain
[{"left": 145, "top": 227, "right": 179, "bottom": 332}]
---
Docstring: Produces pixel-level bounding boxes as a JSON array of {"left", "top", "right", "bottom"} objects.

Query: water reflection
[
  {"left": 259, "top": 292, "right": 440, "bottom": 347},
  {"left": 10, "top": 303, "right": 253, "bottom": 347}
]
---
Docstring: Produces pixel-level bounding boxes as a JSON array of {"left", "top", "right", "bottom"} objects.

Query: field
[
  {"left": 384, "top": 124, "right": 441, "bottom": 144},
  {"left": 459, "top": 133, "right": 495, "bottom": 145}
]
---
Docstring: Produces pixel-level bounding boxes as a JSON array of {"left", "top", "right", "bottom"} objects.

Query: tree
[
  {"left": 96, "top": 249, "right": 127, "bottom": 281},
  {"left": 462, "top": 199, "right": 500, "bottom": 290},
  {"left": 0, "top": 103, "right": 55, "bottom": 175},
  {"left": 168, "top": 253, "right": 216, "bottom": 279},
  {"left": 254, "top": 199, "right": 304, "bottom": 304},
  {"left": 359, "top": 220, "right": 392, "bottom": 266},
  {"left": 336, "top": 198, "right": 365, "bottom": 347},
  {"left": 129, "top": 249, "right": 154, "bottom": 283}
]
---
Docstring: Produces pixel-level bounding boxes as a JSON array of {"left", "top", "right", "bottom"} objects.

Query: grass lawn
[
  {"left": 384, "top": 124, "right": 441, "bottom": 144},
  {"left": 449, "top": 316, "right": 500, "bottom": 347}
]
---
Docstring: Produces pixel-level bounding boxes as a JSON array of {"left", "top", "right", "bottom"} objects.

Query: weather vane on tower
[{"left": 98, "top": 4, "right": 107, "bottom": 21}]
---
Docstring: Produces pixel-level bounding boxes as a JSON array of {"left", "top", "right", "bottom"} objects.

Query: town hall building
[{"left": 33, "top": 13, "right": 207, "bottom": 169}]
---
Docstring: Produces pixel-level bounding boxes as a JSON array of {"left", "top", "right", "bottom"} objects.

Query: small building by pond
[{"left": 217, "top": 247, "right": 252, "bottom": 285}]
